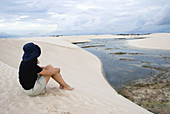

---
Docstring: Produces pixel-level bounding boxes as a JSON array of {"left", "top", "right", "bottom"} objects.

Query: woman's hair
[{"left": 27, "top": 58, "right": 39, "bottom": 64}]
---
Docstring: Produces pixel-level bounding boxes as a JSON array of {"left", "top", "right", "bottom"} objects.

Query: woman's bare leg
[
  {"left": 51, "top": 69, "right": 74, "bottom": 90},
  {"left": 43, "top": 65, "right": 74, "bottom": 90},
  {"left": 42, "top": 65, "right": 52, "bottom": 84}
]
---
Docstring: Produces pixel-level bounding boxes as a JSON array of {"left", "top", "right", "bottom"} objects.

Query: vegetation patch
[
  {"left": 117, "top": 38, "right": 127, "bottom": 40},
  {"left": 119, "top": 58, "right": 135, "bottom": 61},
  {"left": 128, "top": 53, "right": 145, "bottom": 55},
  {"left": 110, "top": 52, "right": 127, "bottom": 55},
  {"left": 141, "top": 61, "right": 151, "bottom": 64},
  {"left": 81, "top": 45, "right": 105, "bottom": 48},
  {"left": 118, "top": 71, "right": 170, "bottom": 114},
  {"left": 162, "top": 56, "right": 170, "bottom": 59},
  {"left": 141, "top": 65, "right": 168, "bottom": 72},
  {"left": 72, "top": 42, "right": 87, "bottom": 44},
  {"left": 105, "top": 48, "right": 112, "bottom": 50},
  {"left": 134, "top": 37, "right": 145, "bottom": 39},
  {"left": 110, "top": 52, "right": 145, "bottom": 55}
]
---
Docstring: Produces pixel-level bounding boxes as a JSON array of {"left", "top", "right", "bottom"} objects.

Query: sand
[
  {"left": 127, "top": 33, "right": 170, "bottom": 50},
  {"left": 0, "top": 35, "right": 152, "bottom": 114}
]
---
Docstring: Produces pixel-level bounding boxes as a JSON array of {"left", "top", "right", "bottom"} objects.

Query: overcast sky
[{"left": 0, "top": 0, "right": 170, "bottom": 36}]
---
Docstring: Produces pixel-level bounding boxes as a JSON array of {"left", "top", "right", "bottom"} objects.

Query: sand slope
[
  {"left": 127, "top": 33, "right": 170, "bottom": 50},
  {"left": 0, "top": 38, "right": 151, "bottom": 114}
]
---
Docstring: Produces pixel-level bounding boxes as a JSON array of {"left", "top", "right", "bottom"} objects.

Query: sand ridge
[{"left": 127, "top": 33, "right": 170, "bottom": 50}]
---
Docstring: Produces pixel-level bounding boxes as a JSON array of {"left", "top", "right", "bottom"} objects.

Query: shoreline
[
  {"left": 71, "top": 35, "right": 170, "bottom": 91},
  {"left": 0, "top": 37, "right": 151, "bottom": 113},
  {"left": 60, "top": 33, "right": 170, "bottom": 113}
]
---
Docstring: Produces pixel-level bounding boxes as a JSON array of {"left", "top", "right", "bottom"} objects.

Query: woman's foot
[
  {"left": 63, "top": 85, "right": 74, "bottom": 91},
  {"left": 59, "top": 85, "right": 64, "bottom": 89},
  {"left": 59, "top": 85, "right": 74, "bottom": 90}
]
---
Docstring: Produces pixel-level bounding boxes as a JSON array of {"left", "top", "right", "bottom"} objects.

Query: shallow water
[{"left": 76, "top": 38, "right": 170, "bottom": 90}]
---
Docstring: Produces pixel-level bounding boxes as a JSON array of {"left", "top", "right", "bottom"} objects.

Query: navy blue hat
[{"left": 22, "top": 42, "right": 41, "bottom": 61}]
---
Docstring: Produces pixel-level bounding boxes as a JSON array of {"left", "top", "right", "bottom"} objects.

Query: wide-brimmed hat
[{"left": 22, "top": 42, "right": 41, "bottom": 61}]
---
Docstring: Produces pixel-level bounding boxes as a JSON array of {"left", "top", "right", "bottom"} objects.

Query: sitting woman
[{"left": 19, "top": 42, "right": 74, "bottom": 96}]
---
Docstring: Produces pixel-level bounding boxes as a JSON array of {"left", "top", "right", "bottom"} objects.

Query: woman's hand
[
  {"left": 55, "top": 68, "right": 61, "bottom": 73},
  {"left": 40, "top": 66, "right": 45, "bottom": 69}
]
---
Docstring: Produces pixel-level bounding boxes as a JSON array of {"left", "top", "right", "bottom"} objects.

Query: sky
[{"left": 0, "top": 0, "right": 170, "bottom": 36}]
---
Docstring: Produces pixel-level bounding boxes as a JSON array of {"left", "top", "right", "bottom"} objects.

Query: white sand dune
[
  {"left": 127, "top": 33, "right": 170, "bottom": 50},
  {"left": 57, "top": 34, "right": 150, "bottom": 43},
  {"left": 0, "top": 36, "right": 152, "bottom": 114}
]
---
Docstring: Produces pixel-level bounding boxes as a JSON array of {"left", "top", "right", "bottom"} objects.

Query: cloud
[
  {"left": 0, "top": 21, "right": 57, "bottom": 34},
  {"left": 76, "top": 4, "right": 100, "bottom": 10},
  {"left": 157, "top": 5, "right": 170, "bottom": 25},
  {"left": 0, "top": 0, "right": 170, "bottom": 35},
  {"left": 136, "top": 3, "right": 170, "bottom": 33}
]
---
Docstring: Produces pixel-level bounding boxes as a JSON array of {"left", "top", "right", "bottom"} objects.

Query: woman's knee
[{"left": 44, "top": 64, "right": 54, "bottom": 70}]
